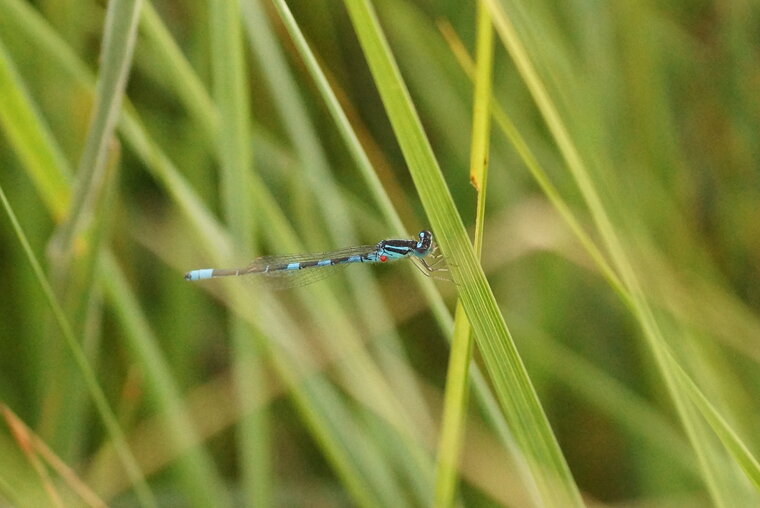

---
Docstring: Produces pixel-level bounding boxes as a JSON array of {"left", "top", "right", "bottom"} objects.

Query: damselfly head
[{"left": 415, "top": 230, "right": 434, "bottom": 254}]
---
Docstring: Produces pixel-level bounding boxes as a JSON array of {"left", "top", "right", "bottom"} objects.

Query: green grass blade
[
  {"left": 0, "top": 37, "right": 70, "bottom": 217},
  {"left": 208, "top": 0, "right": 265, "bottom": 505},
  {"left": 0, "top": 2, "right": 234, "bottom": 503},
  {"left": 344, "top": 1, "right": 584, "bottom": 505},
  {"left": 0, "top": 1, "right": 157, "bottom": 504},
  {"left": 0, "top": 184, "right": 157, "bottom": 508},
  {"left": 211, "top": 279, "right": 413, "bottom": 508},
  {"left": 673, "top": 357, "right": 760, "bottom": 490},
  {"left": 96, "top": 253, "right": 234, "bottom": 506},
  {"left": 483, "top": 0, "right": 760, "bottom": 501},
  {"left": 435, "top": 3, "right": 494, "bottom": 506},
  {"left": 434, "top": 303, "right": 474, "bottom": 507},
  {"left": 44, "top": 0, "right": 140, "bottom": 450},
  {"left": 138, "top": 1, "right": 218, "bottom": 137},
  {"left": 51, "top": 0, "right": 141, "bottom": 260}
]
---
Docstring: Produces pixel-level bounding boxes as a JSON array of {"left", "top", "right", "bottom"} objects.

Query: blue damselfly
[{"left": 184, "top": 230, "right": 446, "bottom": 289}]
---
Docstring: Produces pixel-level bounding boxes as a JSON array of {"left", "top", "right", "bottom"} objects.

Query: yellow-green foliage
[{"left": 0, "top": 0, "right": 758, "bottom": 506}]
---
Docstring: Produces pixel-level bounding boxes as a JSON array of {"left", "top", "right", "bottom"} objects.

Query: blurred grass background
[{"left": 1, "top": 0, "right": 759, "bottom": 506}]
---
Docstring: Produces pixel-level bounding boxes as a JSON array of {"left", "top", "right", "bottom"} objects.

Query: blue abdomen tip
[{"left": 185, "top": 269, "right": 214, "bottom": 281}]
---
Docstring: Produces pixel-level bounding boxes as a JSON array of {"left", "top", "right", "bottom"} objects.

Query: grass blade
[
  {"left": 208, "top": 0, "right": 265, "bottom": 505},
  {"left": 344, "top": 1, "right": 584, "bottom": 505},
  {"left": 483, "top": 0, "right": 760, "bottom": 501},
  {"left": 0, "top": 37, "right": 70, "bottom": 218},
  {"left": 0, "top": 183, "right": 157, "bottom": 507},
  {"left": 435, "top": 2, "right": 494, "bottom": 505}
]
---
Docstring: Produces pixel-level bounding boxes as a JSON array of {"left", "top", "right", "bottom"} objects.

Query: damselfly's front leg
[{"left": 410, "top": 256, "right": 454, "bottom": 282}]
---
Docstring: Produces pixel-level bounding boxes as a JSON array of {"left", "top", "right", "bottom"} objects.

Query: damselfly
[{"left": 184, "top": 230, "right": 446, "bottom": 289}]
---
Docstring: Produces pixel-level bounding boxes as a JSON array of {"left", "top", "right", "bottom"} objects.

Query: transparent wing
[
  {"left": 246, "top": 263, "right": 345, "bottom": 290},
  {"left": 243, "top": 244, "right": 378, "bottom": 291}
]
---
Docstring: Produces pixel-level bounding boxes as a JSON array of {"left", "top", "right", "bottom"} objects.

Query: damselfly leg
[{"left": 408, "top": 243, "right": 454, "bottom": 281}]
